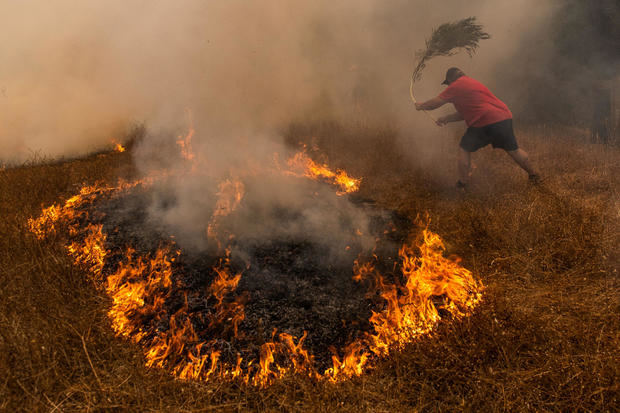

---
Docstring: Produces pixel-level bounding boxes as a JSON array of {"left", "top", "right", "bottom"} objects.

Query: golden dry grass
[{"left": 1, "top": 125, "right": 618, "bottom": 412}]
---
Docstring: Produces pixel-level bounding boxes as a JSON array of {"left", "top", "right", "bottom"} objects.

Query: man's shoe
[{"left": 456, "top": 180, "right": 467, "bottom": 191}]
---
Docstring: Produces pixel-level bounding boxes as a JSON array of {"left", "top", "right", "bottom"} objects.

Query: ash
[{"left": 92, "top": 186, "right": 411, "bottom": 370}]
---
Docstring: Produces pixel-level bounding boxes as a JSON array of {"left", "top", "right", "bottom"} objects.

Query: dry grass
[
  {"left": 1, "top": 125, "right": 618, "bottom": 412},
  {"left": 411, "top": 17, "right": 489, "bottom": 83}
]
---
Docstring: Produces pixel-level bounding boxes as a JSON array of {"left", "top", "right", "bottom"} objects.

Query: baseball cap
[{"left": 441, "top": 67, "right": 464, "bottom": 85}]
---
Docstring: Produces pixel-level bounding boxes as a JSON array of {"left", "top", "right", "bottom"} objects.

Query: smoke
[
  {"left": 497, "top": 1, "right": 619, "bottom": 129},
  {"left": 0, "top": 0, "right": 560, "bottom": 164},
  {"left": 140, "top": 131, "right": 382, "bottom": 258},
  {"left": 2, "top": 1, "right": 561, "bottom": 252}
]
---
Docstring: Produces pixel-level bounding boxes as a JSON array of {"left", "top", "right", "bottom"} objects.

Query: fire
[
  {"left": 178, "top": 345, "right": 219, "bottom": 380},
  {"left": 27, "top": 183, "right": 107, "bottom": 239},
  {"left": 208, "top": 252, "right": 245, "bottom": 337},
  {"left": 254, "top": 342, "right": 277, "bottom": 386},
  {"left": 27, "top": 204, "right": 61, "bottom": 239},
  {"left": 250, "top": 331, "right": 318, "bottom": 387},
  {"left": 26, "top": 179, "right": 156, "bottom": 239},
  {"left": 279, "top": 331, "right": 315, "bottom": 376},
  {"left": 67, "top": 224, "right": 107, "bottom": 279},
  {"left": 176, "top": 109, "right": 196, "bottom": 161},
  {"left": 352, "top": 256, "right": 377, "bottom": 282},
  {"left": 206, "top": 179, "right": 245, "bottom": 247},
  {"left": 109, "top": 139, "right": 126, "bottom": 152},
  {"left": 26, "top": 127, "right": 483, "bottom": 388},
  {"left": 325, "top": 341, "right": 369, "bottom": 381},
  {"left": 106, "top": 246, "right": 175, "bottom": 342},
  {"left": 287, "top": 151, "right": 361, "bottom": 195},
  {"left": 322, "top": 228, "right": 483, "bottom": 382}
]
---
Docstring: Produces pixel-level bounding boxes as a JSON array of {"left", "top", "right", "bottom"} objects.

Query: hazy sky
[{"left": 0, "top": 0, "right": 557, "bottom": 164}]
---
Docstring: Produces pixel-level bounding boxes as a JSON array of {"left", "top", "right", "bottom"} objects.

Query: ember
[{"left": 28, "top": 144, "right": 483, "bottom": 386}]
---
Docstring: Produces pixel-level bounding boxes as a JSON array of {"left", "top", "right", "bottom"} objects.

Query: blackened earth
[{"left": 85, "top": 185, "right": 411, "bottom": 372}]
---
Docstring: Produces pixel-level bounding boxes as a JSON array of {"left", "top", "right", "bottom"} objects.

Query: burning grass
[
  {"left": 23, "top": 143, "right": 483, "bottom": 387},
  {"left": 1, "top": 124, "right": 618, "bottom": 411}
]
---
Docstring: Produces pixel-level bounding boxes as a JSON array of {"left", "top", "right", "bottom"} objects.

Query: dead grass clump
[{"left": 411, "top": 17, "right": 490, "bottom": 83}]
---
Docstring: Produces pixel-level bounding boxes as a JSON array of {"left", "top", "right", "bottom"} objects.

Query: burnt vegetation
[
  {"left": 72, "top": 183, "right": 410, "bottom": 373},
  {"left": 1, "top": 124, "right": 619, "bottom": 411}
]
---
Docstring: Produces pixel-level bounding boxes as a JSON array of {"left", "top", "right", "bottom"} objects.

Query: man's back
[{"left": 439, "top": 76, "right": 512, "bottom": 127}]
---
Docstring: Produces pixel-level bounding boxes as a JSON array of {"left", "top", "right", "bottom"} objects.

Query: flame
[
  {"left": 26, "top": 183, "right": 107, "bottom": 239},
  {"left": 324, "top": 228, "right": 483, "bottom": 382},
  {"left": 279, "top": 331, "right": 315, "bottom": 377},
  {"left": 106, "top": 246, "right": 175, "bottom": 344},
  {"left": 109, "top": 138, "right": 126, "bottom": 152},
  {"left": 287, "top": 151, "right": 361, "bottom": 195},
  {"left": 178, "top": 344, "right": 214, "bottom": 380},
  {"left": 67, "top": 224, "right": 107, "bottom": 279},
  {"left": 26, "top": 137, "right": 484, "bottom": 388},
  {"left": 27, "top": 204, "right": 61, "bottom": 239},
  {"left": 208, "top": 252, "right": 245, "bottom": 337},
  {"left": 325, "top": 341, "right": 369, "bottom": 381},
  {"left": 352, "top": 256, "right": 376, "bottom": 282},
  {"left": 206, "top": 179, "right": 245, "bottom": 247},
  {"left": 254, "top": 342, "right": 277, "bottom": 386},
  {"left": 27, "top": 179, "right": 157, "bottom": 239},
  {"left": 367, "top": 229, "right": 483, "bottom": 357},
  {"left": 176, "top": 109, "right": 195, "bottom": 161},
  {"left": 146, "top": 314, "right": 197, "bottom": 369}
]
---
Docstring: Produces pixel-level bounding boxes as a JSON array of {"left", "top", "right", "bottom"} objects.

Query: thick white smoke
[
  {"left": 1, "top": 1, "right": 557, "bottom": 252},
  {"left": 0, "top": 0, "right": 556, "bottom": 164}
]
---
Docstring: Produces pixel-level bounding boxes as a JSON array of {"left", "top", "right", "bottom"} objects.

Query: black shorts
[{"left": 460, "top": 119, "right": 519, "bottom": 152}]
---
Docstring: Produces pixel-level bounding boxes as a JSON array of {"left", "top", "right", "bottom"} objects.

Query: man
[{"left": 415, "top": 67, "right": 539, "bottom": 189}]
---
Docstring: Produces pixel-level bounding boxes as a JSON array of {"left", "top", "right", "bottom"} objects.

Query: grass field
[{"left": 1, "top": 125, "right": 618, "bottom": 412}]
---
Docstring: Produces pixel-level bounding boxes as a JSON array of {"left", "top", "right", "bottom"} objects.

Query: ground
[{"left": 1, "top": 124, "right": 618, "bottom": 412}]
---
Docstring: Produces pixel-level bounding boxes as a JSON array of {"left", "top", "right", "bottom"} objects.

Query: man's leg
[
  {"left": 458, "top": 147, "right": 471, "bottom": 184},
  {"left": 506, "top": 148, "right": 537, "bottom": 176}
]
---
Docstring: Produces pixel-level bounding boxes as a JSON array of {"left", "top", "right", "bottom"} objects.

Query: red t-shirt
[{"left": 439, "top": 76, "right": 512, "bottom": 127}]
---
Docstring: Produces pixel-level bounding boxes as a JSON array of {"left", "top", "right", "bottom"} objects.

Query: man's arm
[
  {"left": 414, "top": 96, "right": 447, "bottom": 111},
  {"left": 436, "top": 112, "right": 463, "bottom": 126}
]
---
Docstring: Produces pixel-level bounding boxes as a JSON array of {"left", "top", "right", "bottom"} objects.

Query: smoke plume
[
  {"left": 0, "top": 0, "right": 560, "bottom": 164},
  {"left": 2, "top": 1, "right": 566, "bottom": 252}
]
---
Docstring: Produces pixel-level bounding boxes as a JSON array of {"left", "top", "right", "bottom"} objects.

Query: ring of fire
[{"left": 28, "top": 136, "right": 484, "bottom": 387}]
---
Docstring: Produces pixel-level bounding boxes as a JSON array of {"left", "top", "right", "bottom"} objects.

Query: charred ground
[
  {"left": 82, "top": 183, "right": 411, "bottom": 371},
  {"left": 1, "top": 124, "right": 618, "bottom": 411}
]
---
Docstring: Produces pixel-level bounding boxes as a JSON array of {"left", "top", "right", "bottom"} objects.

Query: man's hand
[
  {"left": 435, "top": 116, "right": 448, "bottom": 127},
  {"left": 415, "top": 103, "right": 423, "bottom": 111}
]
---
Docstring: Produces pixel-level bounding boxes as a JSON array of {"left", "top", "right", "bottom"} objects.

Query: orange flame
[
  {"left": 367, "top": 229, "right": 483, "bottom": 358},
  {"left": 208, "top": 253, "right": 245, "bottom": 337},
  {"left": 352, "top": 256, "right": 376, "bottom": 282},
  {"left": 287, "top": 151, "right": 361, "bottom": 195},
  {"left": 206, "top": 179, "right": 245, "bottom": 246},
  {"left": 325, "top": 341, "right": 369, "bottom": 381},
  {"left": 26, "top": 142, "right": 483, "bottom": 388},
  {"left": 67, "top": 224, "right": 107, "bottom": 279},
  {"left": 176, "top": 109, "right": 195, "bottom": 161},
  {"left": 279, "top": 331, "right": 315, "bottom": 377},
  {"left": 27, "top": 204, "right": 62, "bottom": 239},
  {"left": 106, "top": 246, "right": 174, "bottom": 344},
  {"left": 254, "top": 342, "right": 275, "bottom": 386}
]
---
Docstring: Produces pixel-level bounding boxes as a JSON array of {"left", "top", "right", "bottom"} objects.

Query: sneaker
[
  {"left": 528, "top": 174, "right": 541, "bottom": 184},
  {"left": 456, "top": 180, "right": 468, "bottom": 191}
]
